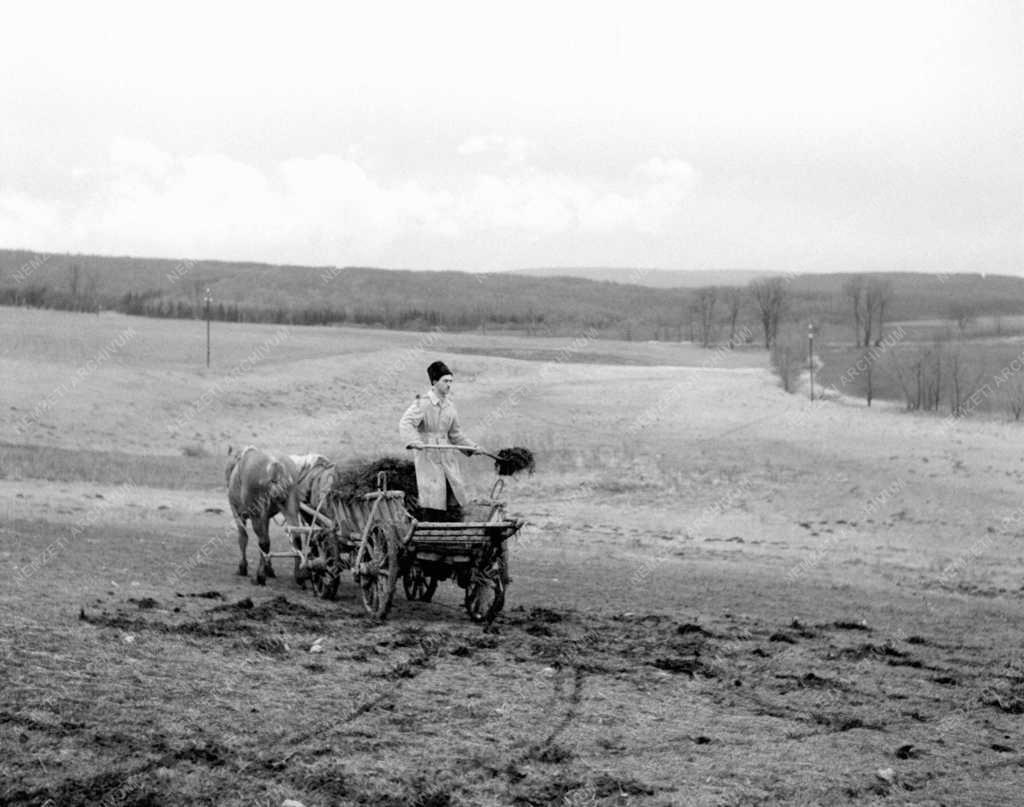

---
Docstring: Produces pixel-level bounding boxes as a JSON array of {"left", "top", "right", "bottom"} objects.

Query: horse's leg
[
  {"left": 234, "top": 514, "right": 249, "bottom": 577},
  {"left": 253, "top": 514, "right": 274, "bottom": 584}
]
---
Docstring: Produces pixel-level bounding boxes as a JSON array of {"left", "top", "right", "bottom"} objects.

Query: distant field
[
  {"left": 814, "top": 337, "right": 1024, "bottom": 415},
  {"left": 0, "top": 305, "right": 762, "bottom": 371},
  {"left": 0, "top": 305, "right": 766, "bottom": 463}
]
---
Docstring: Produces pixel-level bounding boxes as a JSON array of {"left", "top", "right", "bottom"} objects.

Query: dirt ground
[{"left": 2, "top": 308, "right": 1023, "bottom": 806}]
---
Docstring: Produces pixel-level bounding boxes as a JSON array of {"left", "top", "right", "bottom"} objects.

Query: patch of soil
[
  {"left": 833, "top": 643, "right": 910, "bottom": 662},
  {"left": 652, "top": 656, "right": 702, "bottom": 675},
  {"left": 981, "top": 695, "right": 1024, "bottom": 714},
  {"left": 813, "top": 714, "right": 876, "bottom": 732},
  {"left": 79, "top": 594, "right": 344, "bottom": 642},
  {"left": 128, "top": 597, "right": 160, "bottom": 609},
  {"left": 169, "top": 742, "right": 229, "bottom": 767},
  {"left": 592, "top": 773, "right": 657, "bottom": 798},
  {"left": 676, "top": 622, "right": 714, "bottom": 637},
  {"left": 207, "top": 596, "right": 255, "bottom": 612},
  {"left": 252, "top": 634, "right": 290, "bottom": 656},
  {"left": 776, "top": 672, "right": 846, "bottom": 690},
  {"left": 533, "top": 743, "right": 574, "bottom": 763},
  {"left": 527, "top": 606, "right": 564, "bottom": 623},
  {"left": 5, "top": 769, "right": 163, "bottom": 807},
  {"left": 512, "top": 775, "right": 585, "bottom": 807}
]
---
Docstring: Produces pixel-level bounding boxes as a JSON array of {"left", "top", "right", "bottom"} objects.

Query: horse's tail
[
  {"left": 225, "top": 444, "right": 258, "bottom": 487},
  {"left": 225, "top": 450, "right": 239, "bottom": 487}
]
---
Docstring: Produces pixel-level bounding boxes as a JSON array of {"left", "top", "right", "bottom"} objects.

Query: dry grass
[
  {"left": 0, "top": 442, "right": 224, "bottom": 489},
  {"left": 3, "top": 307, "right": 1024, "bottom": 805}
]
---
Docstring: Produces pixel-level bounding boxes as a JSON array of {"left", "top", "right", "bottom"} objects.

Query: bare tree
[
  {"left": 749, "top": 277, "right": 790, "bottom": 349},
  {"left": 860, "top": 280, "right": 892, "bottom": 346},
  {"left": 946, "top": 343, "right": 985, "bottom": 417},
  {"left": 770, "top": 326, "right": 803, "bottom": 393},
  {"left": 723, "top": 286, "right": 744, "bottom": 347},
  {"left": 693, "top": 286, "right": 718, "bottom": 348},
  {"left": 83, "top": 272, "right": 99, "bottom": 313},
  {"left": 1003, "top": 376, "right": 1024, "bottom": 421},
  {"left": 887, "top": 347, "right": 923, "bottom": 410},
  {"left": 843, "top": 275, "right": 894, "bottom": 348},
  {"left": 887, "top": 342, "right": 944, "bottom": 412},
  {"left": 67, "top": 263, "right": 81, "bottom": 299},
  {"left": 872, "top": 277, "right": 894, "bottom": 340},
  {"left": 946, "top": 301, "right": 975, "bottom": 338},
  {"left": 842, "top": 274, "right": 865, "bottom": 347},
  {"left": 927, "top": 343, "right": 943, "bottom": 411},
  {"left": 862, "top": 348, "right": 875, "bottom": 407}
]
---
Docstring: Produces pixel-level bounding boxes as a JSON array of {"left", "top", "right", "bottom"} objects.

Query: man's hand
[{"left": 406, "top": 442, "right": 424, "bottom": 450}]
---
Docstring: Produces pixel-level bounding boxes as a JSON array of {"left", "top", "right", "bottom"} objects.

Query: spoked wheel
[
  {"left": 310, "top": 536, "right": 340, "bottom": 601},
  {"left": 402, "top": 564, "right": 439, "bottom": 602},
  {"left": 464, "top": 562, "right": 506, "bottom": 623},
  {"left": 355, "top": 525, "right": 398, "bottom": 619}
]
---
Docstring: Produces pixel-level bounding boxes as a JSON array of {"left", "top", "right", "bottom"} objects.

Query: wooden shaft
[{"left": 408, "top": 444, "right": 498, "bottom": 460}]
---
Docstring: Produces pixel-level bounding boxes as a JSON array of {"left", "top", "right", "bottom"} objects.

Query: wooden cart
[{"left": 283, "top": 473, "right": 524, "bottom": 621}]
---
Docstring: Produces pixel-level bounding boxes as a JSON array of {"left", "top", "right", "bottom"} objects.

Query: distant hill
[
  {"left": 511, "top": 267, "right": 771, "bottom": 288},
  {"left": 0, "top": 249, "right": 694, "bottom": 338},
  {"left": 2, "top": 248, "right": 1022, "bottom": 339}
]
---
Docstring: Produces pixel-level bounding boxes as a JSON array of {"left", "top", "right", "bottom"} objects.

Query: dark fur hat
[{"left": 427, "top": 360, "right": 453, "bottom": 384}]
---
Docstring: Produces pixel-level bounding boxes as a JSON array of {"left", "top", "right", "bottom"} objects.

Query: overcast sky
[{"left": 1, "top": 0, "right": 1021, "bottom": 274}]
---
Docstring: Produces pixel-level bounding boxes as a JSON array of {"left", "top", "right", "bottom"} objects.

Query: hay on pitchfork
[{"left": 492, "top": 446, "right": 535, "bottom": 476}]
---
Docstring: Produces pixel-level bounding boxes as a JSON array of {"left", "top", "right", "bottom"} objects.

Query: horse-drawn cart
[{"left": 281, "top": 472, "right": 524, "bottom": 622}]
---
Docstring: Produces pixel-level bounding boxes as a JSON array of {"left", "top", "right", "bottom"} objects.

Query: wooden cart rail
[{"left": 409, "top": 520, "right": 522, "bottom": 539}]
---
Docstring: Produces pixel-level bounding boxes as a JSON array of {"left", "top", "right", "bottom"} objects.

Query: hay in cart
[{"left": 327, "top": 455, "right": 421, "bottom": 518}]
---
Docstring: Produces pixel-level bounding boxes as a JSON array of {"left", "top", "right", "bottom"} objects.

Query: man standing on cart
[{"left": 400, "top": 360, "right": 479, "bottom": 521}]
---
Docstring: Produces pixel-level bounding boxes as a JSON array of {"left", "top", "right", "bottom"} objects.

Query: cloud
[
  {"left": 109, "top": 137, "right": 173, "bottom": 179},
  {"left": 0, "top": 190, "right": 62, "bottom": 248},
  {"left": 0, "top": 138, "right": 696, "bottom": 266},
  {"left": 457, "top": 135, "right": 531, "bottom": 164}
]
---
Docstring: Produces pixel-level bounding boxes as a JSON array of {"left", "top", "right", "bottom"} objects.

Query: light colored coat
[{"left": 399, "top": 389, "right": 475, "bottom": 510}]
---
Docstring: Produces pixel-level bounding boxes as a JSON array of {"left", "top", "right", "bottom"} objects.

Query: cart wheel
[
  {"left": 402, "top": 565, "right": 439, "bottom": 602},
  {"left": 355, "top": 525, "right": 398, "bottom": 619},
  {"left": 464, "top": 566, "right": 505, "bottom": 623},
  {"left": 310, "top": 536, "right": 340, "bottom": 601}
]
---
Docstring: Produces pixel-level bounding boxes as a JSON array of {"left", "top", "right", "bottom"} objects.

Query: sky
[{"left": 0, "top": 0, "right": 1021, "bottom": 275}]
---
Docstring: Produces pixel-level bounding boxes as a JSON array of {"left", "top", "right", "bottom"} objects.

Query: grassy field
[{"left": 3, "top": 307, "right": 1024, "bottom": 806}]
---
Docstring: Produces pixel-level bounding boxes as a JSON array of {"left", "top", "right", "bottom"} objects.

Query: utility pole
[
  {"left": 204, "top": 287, "right": 212, "bottom": 368},
  {"left": 808, "top": 322, "right": 815, "bottom": 401}
]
